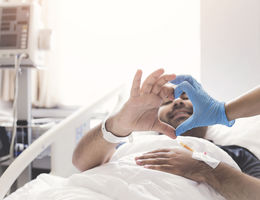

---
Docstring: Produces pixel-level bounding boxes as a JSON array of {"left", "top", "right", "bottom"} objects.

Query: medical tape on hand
[{"left": 192, "top": 152, "right": 220, "bottom": 169}]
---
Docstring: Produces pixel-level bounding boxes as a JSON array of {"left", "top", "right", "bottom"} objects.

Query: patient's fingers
[
  {"left": 159, "top": 86, "right": 175, "bottom": 101},
  {"left": 140, "top": 69, "right": 164, "bottom": 94},
  {"left": 136, "top": 158, "right": 169, "bottom": 165},
  {"left": 145, "top": 148, "right": 171, "bottom": 154},
  {"left": 152, "top": 120, "right": 176, "bottom": 139},
  {"left": 151, "top": 74, "right": 176, "bottom": 95},
  {"left": 135, "top": 152, "right": 170, "bottom": 160},
  {"left": 130, "top": 69, "right": 142, "bottom": 97},
  {"left": 143, "top": 164, "right": 173, "bottom": 173}
]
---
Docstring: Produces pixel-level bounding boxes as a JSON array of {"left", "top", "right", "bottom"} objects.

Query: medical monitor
[
  {"left": 0, "top": 5, "right": 30, "bottom": 49},
  {"left": 0, "top": 2, "right": 49, "bottom": 68}
]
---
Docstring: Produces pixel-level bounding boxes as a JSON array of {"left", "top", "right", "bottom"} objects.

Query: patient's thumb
[
  {"left": 176, "top": 117, "right": 194, "bottom": 136},
  {"left": 154, "top": 121, "right": 176, "bottom": 139}
]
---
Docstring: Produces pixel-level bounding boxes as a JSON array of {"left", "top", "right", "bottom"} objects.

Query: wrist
[
  {"left": 203, "top": 162, "right": 230, "bottom": 193},
  {"left": 203, "top": 168, "right": 221, "bottom": 190},
  {"left": 225, "top": 102, "right": 232, "bottom": 121},
  {"left": 225, "top": 101, "right": 239, "bottom": 121},
  {"left": 219, "top": 102, "right": 235, "bottom": 127},
  {"left": 105, "top": 116, "right": 131, "bottom": 137},
  {"left": 191, "top": 159, "right": 215, "bottom": 183}
]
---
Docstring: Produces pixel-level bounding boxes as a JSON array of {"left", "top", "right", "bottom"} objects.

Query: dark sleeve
[
  {"left": 0, "top": 126, "right": 10, "bottom": 157},
  {"left": 219, "top": 145, "right": 260, "bottom": 179}
]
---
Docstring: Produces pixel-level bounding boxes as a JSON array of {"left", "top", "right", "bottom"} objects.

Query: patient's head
[{"left": 158, "top": 92, "right": 208, "bottom": 138}]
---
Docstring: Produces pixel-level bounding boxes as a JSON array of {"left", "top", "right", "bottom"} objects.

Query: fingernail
[{"left": 136, "top": 160, "right": 142, "bottom": 164}]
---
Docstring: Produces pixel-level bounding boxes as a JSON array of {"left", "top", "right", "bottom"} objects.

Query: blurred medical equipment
[
  {"left": 0, "top": 0, "right": 52, "bottom": 185},
  {"left": 0, "top": 1, "right": 51, "bottom": 68}
]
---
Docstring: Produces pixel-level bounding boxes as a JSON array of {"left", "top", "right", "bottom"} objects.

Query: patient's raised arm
[
  {"left": 72, "top": 69, "right": 177, "bottom": 171},
  {"left": 72, "top": 123, "right": 118, "bottom": 171}
]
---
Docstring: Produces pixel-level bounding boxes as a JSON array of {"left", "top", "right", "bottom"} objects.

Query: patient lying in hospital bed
[
  {"left": 6, "top": 116, "right": 260, "bottom": 200},
  {"left": 5, "top": 135, "right": 240, "bottom": 200},
  {"left": 4, "top": 69, "right": 260, "bottom": 199},
  {"left": 5, "top": 123, "right": 260, "bottom": 200}
]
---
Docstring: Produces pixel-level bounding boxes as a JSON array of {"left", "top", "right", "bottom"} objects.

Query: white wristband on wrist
[
  {"left": 101, "top": 118, "right": 133, "bottom": 143},
  {"left": 192, "top": 152, "right": 220, "bottom": 169}
]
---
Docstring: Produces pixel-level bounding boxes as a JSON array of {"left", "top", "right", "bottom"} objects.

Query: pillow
[{"left": 205, "top": 115, "right": 260, "bottom": 159}]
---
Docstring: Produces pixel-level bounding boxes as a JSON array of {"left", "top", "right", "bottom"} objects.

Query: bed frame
[{"left": 0, "top": 84, "right": 127, "bottom": 199}]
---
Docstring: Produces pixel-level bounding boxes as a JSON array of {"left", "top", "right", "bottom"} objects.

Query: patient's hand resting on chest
[{"left": 135, "top": 148, "right": 212, "bottom": 183}]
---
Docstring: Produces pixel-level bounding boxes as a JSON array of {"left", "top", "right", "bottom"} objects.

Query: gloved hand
[{"left": 170, "top": 75, "right": 235, "bottom": 136}]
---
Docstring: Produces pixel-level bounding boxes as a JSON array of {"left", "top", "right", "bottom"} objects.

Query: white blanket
[
  {"left": 205, "top": 115, "right": 260, "bottom": 159},
  {"left": 5, "top": 135, "right": 240, "bottom": 200}
]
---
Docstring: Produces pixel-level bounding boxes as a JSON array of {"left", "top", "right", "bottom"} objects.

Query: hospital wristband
[
  {"left": 101, "top": 118, "right": 133, "bottom": 143},
  {"left": 192, "top": 152, "right": 220, "bottom": 169}
]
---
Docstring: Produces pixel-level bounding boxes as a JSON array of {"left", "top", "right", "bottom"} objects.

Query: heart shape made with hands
[
  {"left": 170, "top": 75, "right": 234, "bottom": 136},
  {"left": 107, "top": 69, "right": 178, "bottom": 139}
]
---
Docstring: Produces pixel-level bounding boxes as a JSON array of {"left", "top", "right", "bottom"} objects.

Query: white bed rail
[{"left": 0, "top": 84, "right": 127, "bottom": 199}]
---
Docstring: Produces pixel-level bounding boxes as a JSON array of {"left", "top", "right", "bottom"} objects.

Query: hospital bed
[
  {"left": 1, "top": 84, "right": 260, "bottom": 200},
  {"left": 0, "top": 84, "right": 128, "bottom": 199}
]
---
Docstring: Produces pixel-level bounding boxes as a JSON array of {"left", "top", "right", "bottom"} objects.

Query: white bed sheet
[
  {"left": 5, "top": 135, "right": 240, "bottom": 200},
  {"left": 205, "top": 115, "right": 260, "bottom": 159}
]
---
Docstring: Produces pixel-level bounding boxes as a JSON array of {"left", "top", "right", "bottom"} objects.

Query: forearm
[
  {"left": 225, "top": 86, "right": 260, "bottom": 121},
  {"left": 72, "top": 122, "right": 118, "bottom": 171},
  {"left": 203, "top": 162, "right": 260, "bottom": 200}
]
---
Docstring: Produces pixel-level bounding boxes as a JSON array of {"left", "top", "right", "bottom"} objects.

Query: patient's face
[
  {"left": 159, "top": 92, "right": 207, "bottom": 138},
  {"left": 159, "top": 93, "right": 193, "bottom": 129}
]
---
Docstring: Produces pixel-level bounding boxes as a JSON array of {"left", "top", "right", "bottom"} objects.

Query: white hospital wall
[
  {"left": 51, "top": 0, "right": 200, "bottom": 106},
  {"left": 201, "top": 0, "right": 260, "bottom": 101}
]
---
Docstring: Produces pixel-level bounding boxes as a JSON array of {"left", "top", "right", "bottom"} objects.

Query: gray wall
[{"left": 201, "top": 0, "right": 260, "bottom": 101}]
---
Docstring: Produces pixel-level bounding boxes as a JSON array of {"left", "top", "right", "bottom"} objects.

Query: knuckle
[
  {"left": 157, "top": 81, "right": 164, "bottom": 87},
  {"left": 153, "top": 165, "right": 159, "bottom": 170},
  {"left": 182, "top": 81, "right": 190, "bottom": 87},
  {"left": 162, "top": 76, "right": 168, "bottom": 82},
  {"left": 148, "top": 165, "right": 155, "bottom": 169},
  {"left": 186, "top": 75, "right": 192, "bottom": 80}
]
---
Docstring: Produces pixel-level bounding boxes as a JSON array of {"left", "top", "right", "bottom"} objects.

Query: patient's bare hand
[
  {"left": 106, "top": 69, "right": 177, "bottom": 139},
  {"left": 135, "top": 148, "right": 210, "bottom": 183}
]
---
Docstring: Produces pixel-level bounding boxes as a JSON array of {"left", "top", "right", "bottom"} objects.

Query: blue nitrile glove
[{"left": 170, "top": 75, "right": 235, "bottom": 136}]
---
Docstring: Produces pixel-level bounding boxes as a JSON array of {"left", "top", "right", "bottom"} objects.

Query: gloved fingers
[
  {"left": 175, "top": 116, "right": 195, "bottom": 136},
  {"left": 174, "top": 81, "right": 195, "bottom": 101},
  {"left": 170, "top": 75, "right": 201, "bottom": 90},
  {"left": 151, "top": 74, "right": 176, "bottom": 95},
  {"left": 140, "top": 68, "right": 164, "bottom": 94},
  {"left": 153, "top": 120, "right": 176, "bottom": 139},
  {"left": 130, "top": 69, "right": 142, "bottom": 97}
]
